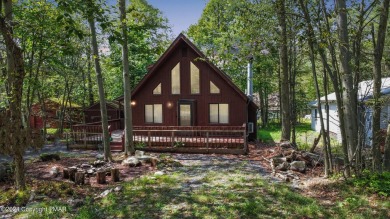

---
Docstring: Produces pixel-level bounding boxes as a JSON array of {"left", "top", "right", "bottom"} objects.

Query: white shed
[{"left": 309, "top": 78, "right": 390, "bottom": 146}]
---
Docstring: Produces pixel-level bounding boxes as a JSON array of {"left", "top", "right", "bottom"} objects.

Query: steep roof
[
  {"left": 116, "top": 33, "right": 258, "bottom": 109},
  {"left": 309, "top": 77, "right": 390, "bottom": 107}
]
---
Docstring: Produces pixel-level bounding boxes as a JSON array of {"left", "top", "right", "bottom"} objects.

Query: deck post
[
  {"left": 243, "top": 129, "right": 248, "bottom": 154},
  {"left": 171, "top": 131, "right": 174, "bottom": 147},
  {"left": 83, "top": 129, "right": 87, "bottom": 149},
  {"left": 148, "top": 131, "right": 151, "bottom": 147},
  {"left": 206, "top": 132, "right": 209, "bottom": 150}
]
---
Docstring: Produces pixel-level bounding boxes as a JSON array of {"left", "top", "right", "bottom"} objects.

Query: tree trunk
[
  {"left": 384, "top": 123, "right": 390, "bottom": 171},
  {"left": 87, "top": 47, "right": 94, "bottom": 106},
  {"left": 336, "top": 0, "right": 358, "bottom": 167},
  {"left": 88, "top": 16, "right": 112, "bottom": 162},
  {"left": 298, "top": 0, "right": 331, "bottom": 176},
  {"left": 119, "top": 0, "right": 135, "bottom": 156},
  {"left": 0, "top": 0, "right": 27, "bottom": 190},
  {"left": 276, "top": 0, "right": 290, "bottom": 141},
  {"left": 372, "top": 0, "right": 390, "bottom": 172}
]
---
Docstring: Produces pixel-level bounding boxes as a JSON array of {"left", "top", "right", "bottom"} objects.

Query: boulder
[
  {"left": 96, "top": 154, "right": 104, "bottom": 160},
  {"left": 290, "top": 161, "right": 306, "bottom": 173},
  {"left": 275, "top": 161, "right": 290, "bottom": 171},
  {"left": 134, "top": 150, "right": 144, "bottom": 157},
  {"left": 81, "top": 164, "right": 92, "bottom": 169},
  {"left": 154, "top": 171, "right": 164, "bottom": 176},
  {"left": 98, "top": 189, "right": 112, "bottom": 198},
  {"left": 50, "top": 166, "right": 60, "bottom": 176},
  {"left": 271, "top": 157, "right": 287, "bottom": 167},
  {"left": 114, "top": 186, "right": 122, "bottom": 192},
  {"left": 67, "top": 198, "right": 85, "bottom": 208},
  {"left": 122, "top": 157, "right": 141, "bottom": 167},
  {"left": 93, "top": 160, "right": 105, "bottom": 168}
]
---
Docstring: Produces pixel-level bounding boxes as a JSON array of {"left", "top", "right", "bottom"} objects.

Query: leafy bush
[{"left": 352, "top": 171, "right": 390, "bottom": 197}]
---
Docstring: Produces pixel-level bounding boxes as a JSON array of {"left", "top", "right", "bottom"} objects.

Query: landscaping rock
[
  {"left": 122, "top": 157, "right": 141, "bottom": 167},
  {"left": 154, "top": 171, "right": 164, "bottom": 176},
  {"left": 98, "top": 189, "right": 112, "bottom": 198},
  {"left": 290, "top": 161, "right": 306, "bottom": 173},
  {"left": 93, "top": 160, "right": 105, "bottom": 167},
  {"left": 135, "top": 150, "right": 144, "bottom": 157},
  {"left": 67, "top": 198, "right": 85, "bottom": 208},
  {"left": 114, "top": 186, "right": 122, "bottom": 192},
  {"left": 275, "top": 161, "right": 290, "bottom": 171},
  {"left": 40, "top": 153, "right": 60, "bottom": 162},
  {"left": 96, "top": 154, "right": 104, "bottom": 160},
  {"left": 50, "top": 166, "right": 60, "bottom": 176},
  {"left": 271, "top": 157, "right": 287, "bottom": 167},
  {"left": 81, "top": 164, "right": 92, "bottom": 169}
]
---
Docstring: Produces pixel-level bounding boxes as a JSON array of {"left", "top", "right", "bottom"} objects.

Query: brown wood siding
[
  {"left": 131, "top": 41, "right": 248, "bottom": 127},
  {"left": 84, "top": 104, "right": 122, "bottom": 123}
]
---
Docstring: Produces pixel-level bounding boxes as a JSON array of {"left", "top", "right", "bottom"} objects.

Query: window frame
[
  {"left": 145, "top": 104, "right": 163, "bottom": 124},
  {"left": 209, "top": 103, "right": 229, "bottom": 124}
]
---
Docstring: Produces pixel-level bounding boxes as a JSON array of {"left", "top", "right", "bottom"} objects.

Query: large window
[
  {"left": 145, "top": 104, "right": 163, "bottom": 123},
  {"left": 209, "top": 103, "right": 229, "bottom": 124},
  {"left": 210, "top": 81, "right": 220, "bottom": 94},
  {"left": 171, "top": 63, "right": 180, "bottom": 94},
  {"left": 190, "top": 62, "right": 200, "bottom": 94}
]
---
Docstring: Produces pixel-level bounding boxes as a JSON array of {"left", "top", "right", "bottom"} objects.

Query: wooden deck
[{"left": 68, "top": 123, "right": 248, "bottom": 154}]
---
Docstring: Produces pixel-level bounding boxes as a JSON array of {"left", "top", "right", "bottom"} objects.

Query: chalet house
[
  {"left": 84, "top": 101, "right": 123, "bottom": 124},
  {"left": 30, "top": 98, "right": 82, "bottom": 129},
  {"left": 117, "top": 34, "right": 258, "bottom": 140},
  {"left": 309, "top": 77, "right": 390, "bottom": 146}
]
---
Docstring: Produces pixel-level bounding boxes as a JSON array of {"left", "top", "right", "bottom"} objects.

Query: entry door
[{"left": 178, "top": 101, "right": 195, "bottom": 126}]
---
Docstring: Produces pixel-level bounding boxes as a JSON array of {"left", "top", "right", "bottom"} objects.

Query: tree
[
  {"left": 0, "top": 0, "right": 43, "bottom": 190},
  {"left": 276, "top": 0, "right": 291, "bottom": 141},
  {"left": 371, "top": 0, "right": 390, "bottom": 171},
  {"left": 119, "top": 0, "right": 134, "bottom": 155}
]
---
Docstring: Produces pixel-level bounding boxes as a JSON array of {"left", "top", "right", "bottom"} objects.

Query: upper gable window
[
  {"left": 190, "top": 62, "right": 200, "bottom": 94},
  {"left": 171, "top": 63, "right": 180, "bottom": 94},
  {"left": 153, "top": 83, "right": 161, "bottom": 95},
  {"left": 210, "top": 81, "right": 220, "bottom": 94}
]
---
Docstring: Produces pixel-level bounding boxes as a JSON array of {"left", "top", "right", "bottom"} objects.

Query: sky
[{"left": 147, "top": 0, "right": 208, "bottom": 36}]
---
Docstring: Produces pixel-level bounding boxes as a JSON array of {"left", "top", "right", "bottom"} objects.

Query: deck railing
[{"left": 68, "top": 123, "right": 247, "bottom": 153}]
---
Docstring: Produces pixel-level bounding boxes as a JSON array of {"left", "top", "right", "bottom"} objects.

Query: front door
[{"left": 178, "top": 100, "right": 195, "bottom": 126}]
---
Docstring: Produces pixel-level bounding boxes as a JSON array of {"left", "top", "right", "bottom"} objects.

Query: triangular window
[
  {"left": 210, "top": 81, "right": 220, "bottom": 94},
  {"left": 153, "top": 83, "right": 161, "bottom": 95}
]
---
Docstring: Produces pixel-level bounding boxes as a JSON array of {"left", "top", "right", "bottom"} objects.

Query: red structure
[
  {"left": 84, "top": 101, "right": 123, "bottom": 124},
  {"left": 117, "top": 34, "right": 258, "bottom": 140},
  {"left": 30, "top": 98, "right": 82, "bottom": 129}
]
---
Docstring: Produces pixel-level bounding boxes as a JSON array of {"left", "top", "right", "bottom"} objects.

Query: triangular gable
[{"left": 117, "top": 33, "right": 257, "bottom": 109}]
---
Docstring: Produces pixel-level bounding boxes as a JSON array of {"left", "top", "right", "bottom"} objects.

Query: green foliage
[
  {"left": 0, "top": 188, "right": 30, "bottom": 206},
  {"left": 352, "top": 171, "right": 390, "bottom": 197},
  {"left": 35, "top": 181, "right": 75, "bottom": 198},
  {"left": 102, "top": 0, "right": 171, "bottom": 99},
  {"left": 135, "top": 141, "right": 146, "bottom": 148}
]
